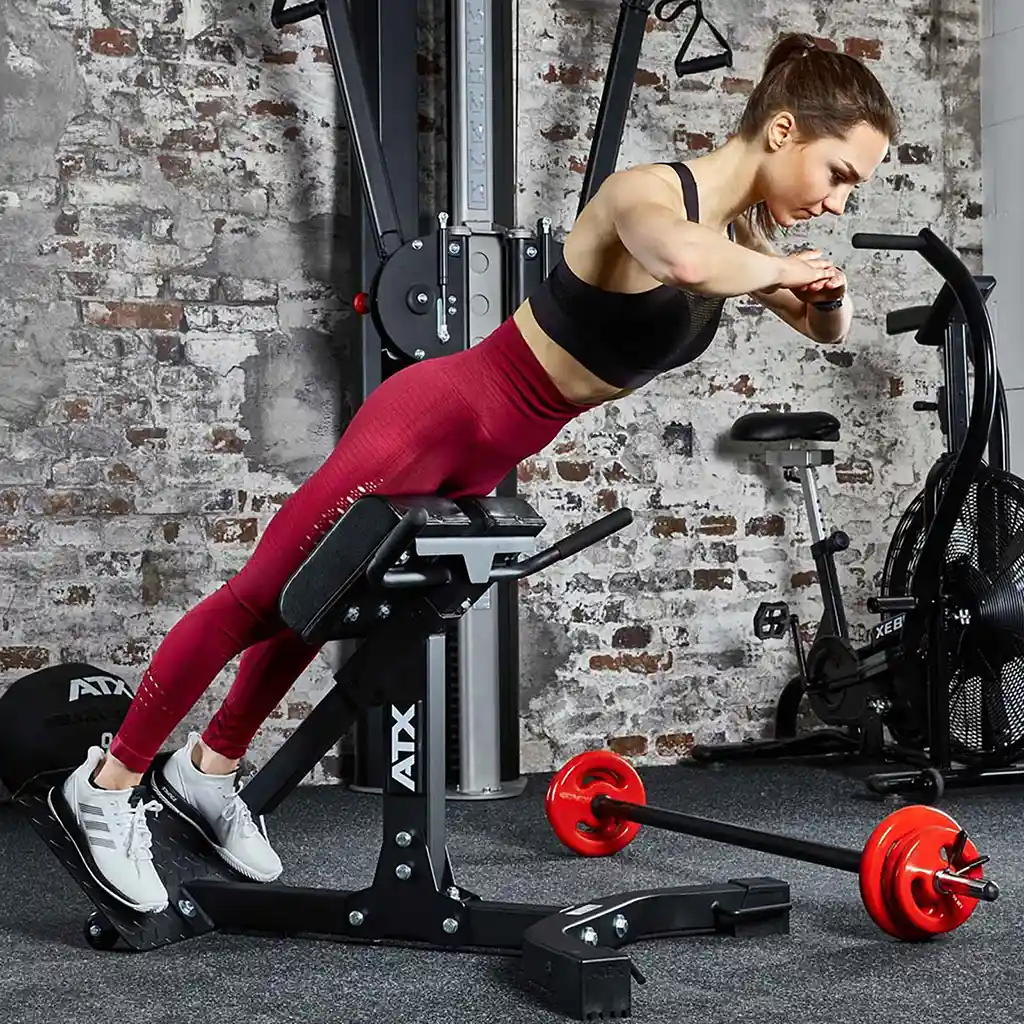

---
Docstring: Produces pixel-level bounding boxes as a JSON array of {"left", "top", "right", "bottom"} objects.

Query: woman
[{"left": 53, "top": 32, "right": 898, "bottom": 912}]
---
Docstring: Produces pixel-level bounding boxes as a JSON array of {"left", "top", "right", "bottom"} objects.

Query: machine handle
[
  {"left": 655, "top": 0, "right": 733, "bottom": 79},
  {"left": 270, "top": 0, "right": 321, "bottom": 28},
  {"left": 491, "top": 508, "right": 634, "bottom": 581},
  {"left": 852, "top": 233, "right": 926, "bottom": 251},
  {"left": 366, "top": 507, "right": 429, "bottom": 588},
  {"left": 676, "top": 52, "right": 732, "bottom": 75},
  {"left": 886, "top": 306, "right": 932, "bottom": 335}
]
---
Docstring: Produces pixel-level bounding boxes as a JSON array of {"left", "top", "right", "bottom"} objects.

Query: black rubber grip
[
  {"left": 852, "top": 232, "right": 925, "bottom": 251},
  {"left": 886, "top": 305, "right": 931, "bottom": 335},
  {"left": 676, "top": 53, "right": 731, "bottom": 75},
  {"left": 271, "top": 0, "right": 321, "bottom": 28},
  {"left": 553, "top": 508, "right": 633, "bottom": 561}
]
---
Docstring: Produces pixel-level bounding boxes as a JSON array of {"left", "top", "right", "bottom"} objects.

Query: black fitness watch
[{"left": 812, "top": 297, "right": 844, "bottom": 312}]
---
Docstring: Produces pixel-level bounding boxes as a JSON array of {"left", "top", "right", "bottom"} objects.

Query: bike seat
[{"left": 731, "top": 411, "right": 840, "bottom": 443}]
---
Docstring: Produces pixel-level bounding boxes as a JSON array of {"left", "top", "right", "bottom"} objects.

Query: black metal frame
[{"left": 693, "top": 233, "right": 1024, "bottom": 799}]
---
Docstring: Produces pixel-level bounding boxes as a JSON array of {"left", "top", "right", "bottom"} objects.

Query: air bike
[{"left": 693, "top": 228, "right": 1024, "bottom": 801}]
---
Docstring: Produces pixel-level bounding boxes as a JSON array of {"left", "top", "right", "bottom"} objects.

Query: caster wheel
[
  {"left": 84, "top": 911, "right": 119, "bottom": 951},
  {"left": 915, "top": 767, "right": 946, "bottom": 804}
]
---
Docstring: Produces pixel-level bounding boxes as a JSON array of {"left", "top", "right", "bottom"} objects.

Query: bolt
[
  {"left": 613, "top": 914, "right": 628, "bottom": 938},
  {"left": 377, "top": 604, "right": 391, "bottom": 620},
  {"left": 447, "top": 886, "right": 461, "bottom": 900},
  {"left": 412, "top": 239, "right": 423, "bottom": 250},
  {"left": 416, "top": 291, "right": 429, "bottom": 305},
  {"left": 448, "top": 242, "right": 461, "bottom": 255},
  {"left": 178, "top": 899, "right": 196, "bottom": 918},
  {"left": 88, "top": 923, "right": 104, "bottom": 938},
  {"left": 580, "top": 926, "right": 598, "bottom": 946},
  {"left": 349, "top": 910, "right": 365, "bottom": 927},
  {"left": 396, "top": 864, "right": 412, "bottom": 881},
  {"left": 343, "top": 606, "right": 359, "bottom": 623},
  {"left": 525, "top": 245, "right": 538, "bottom": 258},
  {"left": 442, "top": 917, "right": 459, "bottom": 934},
  {"left": 460, "top": 598, "right": 473, "bottom": 611},
  {"left": 448, "top": 308, "right": 457, "bottom": 317},
  {"left": 396, "top": 831, "right": 412, "bottom": 847},
  {"left": 414, "top": 348, "right": 426, "bottom": 360}
]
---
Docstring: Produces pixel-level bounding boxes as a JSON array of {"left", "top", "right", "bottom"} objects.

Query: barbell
[{"left": 545, "top": 750, "right": 998, "bottom": 941}]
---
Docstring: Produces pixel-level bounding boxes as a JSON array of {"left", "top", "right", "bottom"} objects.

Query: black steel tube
[
  {"left": 592, "top": 795, "right": 863, "bottom": 873},
  {"left": 576, "top": 1, "right": 654, "bottom": 218}
]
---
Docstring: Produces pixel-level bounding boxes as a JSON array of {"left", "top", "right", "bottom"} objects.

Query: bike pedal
[{"left": 754, "top": 601, "right": 790, "bottom": 640}]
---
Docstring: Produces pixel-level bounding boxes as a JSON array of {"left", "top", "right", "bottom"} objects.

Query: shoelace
[
  {"left": 221, "top": 795, "right": 261, "bottom": 839},
  {"left": 117, "top": 797, "right": 163, "bottom": 863}
]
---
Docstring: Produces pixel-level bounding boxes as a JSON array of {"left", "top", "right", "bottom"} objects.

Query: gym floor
[{"left": 1, "top": 761, "right": 1020, "bottom": 1024}]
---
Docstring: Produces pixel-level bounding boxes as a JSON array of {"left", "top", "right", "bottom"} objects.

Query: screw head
[
  {"left": 447, "top": 886, "right": 461, "bottom": 900},
  {"left": 580, "top": 926, "right": 598, "bottom": 946},
  {"left": 395, "top": 863, "right": 412, "bottom": 881},
  {"left": 349, "top": 910, "right": 365, "bottom": 927},
  {"left": 377, "top": 604, "right": 391, "bottom": 619},
  {"left": 415, "top": 291, "right": 429, "bottom": 305},
  {"left": 178, "top": 899, "right": 196, "bottom": 918},
  {"left": 414, "top": 348, "right": 426, "bottom": 360},
  {"left": 448, "top": 242, "right": 460, "bottom": 255},
  {"left": 442, "top": 917, "right": 459, "bottom": 934},
  {"left": 412, "top": 239, "right": 424, "bottom": 249},
  {"left": 343, "top": 606, "right": 359, "bottom": 623},
  {"left": 525, "top": 245, "right": 538, "bottom": 258},
  {"left": 612, "top": 914, "right": 628, "bottom": 938},
  {"left": 396, "top": 831, "right": 412, "bottom": 847}
]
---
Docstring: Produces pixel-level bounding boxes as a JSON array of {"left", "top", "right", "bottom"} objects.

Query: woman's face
[{"left": 761, "top": 117, "right": 891, "bottom": 228}]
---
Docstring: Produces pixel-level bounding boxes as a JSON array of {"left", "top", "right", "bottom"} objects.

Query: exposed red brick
[
  {"left": 250, "top": 99, "right": 299, "bottom": 118},
  {"left": 556, "top": 460, "right": 592, "bottom": 482},
  {"left": 889, "top": 377, "right": 904, "bottom": 398},
  {"left": 0, "top": 647, "right": 48, "bottom": 670},
  {"left": 675, "top": 130, "right": 714, "bottom": 152},
  {"left": 0, "top": 525, "right": 35, "bottom": 548},
  {"left": 655, "top": 733, "right": 695, "bottom": 757},
  {"left": 746, "top": 514, "right": 784, "bottom": 537},
  {"left": 90, "top": 28, "right": 138, "bottom": 57},
  {"left": 612, "top": 625, "right": 652, "bottom": 649},
  {"left": 710, "top": 374, "right": 756, "bottom": 397},
  {"left": 845, "top": 37, "right": 882, "bottom": 60},
  {"left": 210, "top": 518, "right": 258, "bottom": 544},
  {"left": 109, "top": 639, "right": 150, "bottom": 665},
  {"left": 64, "top": 399, "right": 90, "bottom": 422},
  {"left": 609, "top": 735, "right": 648, "bottom": 757},
  {"left": 700, "top": 515, "right": 736, "bottom": 536},
  {"left": 107, "top": 463, "right": 137, "bottom": 483},
  {"left": 519, "top": 461, "right": 550, "bottom": 483},
  {"left": 722, "top": 77, "right": 754, "bottom": 95},
  {"left": 54, "top": 585, "right": 94, "bottom": 606},
  {"left": 791, "top": 570, "right": 818, "bottom": 589},
  {"left": 211, "top": 427, "right": 244, "bottom": 454},
  {"left": 568, "top": 155, "right": 587, "bottom": 175},
  {"left": 589, "top": 652, "right": 670, "bottom": 674},
  {"left": 162, "top": 521, "right": 180, "bottom": 542},
  {"left": 693, "top": 569, "right": 732, "bottom": 591},
  {"left": 810, "top": 37, "right": 839, "bottom": 52},
  {"left": 161, "top": 127, "right": 218, "bottom": 153},
  {"left": 542, "top": 63, "right": 603, "bottom": 86},
  {"left": 596, "top": 489, "right": 618, "bottom": 512},
  {"left": 195, "top": 99, "right": 228, "bottom": 119},
  {"left": 313, "top": 46, "right": 331, "bottom": 63},
  {"left": 263, "top": 48, "right": 299, "bottom": 65},
  {"left": 84, "top": 301, "right": 183, "bottom": 330},
  {"left": 541, "top": 122, "right": 578, "bottom": 143},
  {"left": 652, "top": 516, "right": 687, "bottom": 539},
  {"left": 835, "top": 459, "right": 873, "bottom": 485},
  {"left": 126, "top": 427, "right": 168, "bottom": 448},
  {"left": 634, "top": 69, "right": 662, "bottom": 87}
]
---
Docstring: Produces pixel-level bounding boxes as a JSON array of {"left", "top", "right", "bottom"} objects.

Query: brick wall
[{"left": 0, "top": 0, "right": 981, "bottom": 779}]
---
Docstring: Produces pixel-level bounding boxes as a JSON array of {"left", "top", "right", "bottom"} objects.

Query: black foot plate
[{"left": 21, "top": 760, "right": 247, "bottom": 951}]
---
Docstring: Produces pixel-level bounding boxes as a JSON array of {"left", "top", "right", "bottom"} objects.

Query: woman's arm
[
  {"left": 733, "top": 217, "right": 853, "bottom": 343},
  {"left": 602, "top": 168, "right": 789, "bottom": 297}
]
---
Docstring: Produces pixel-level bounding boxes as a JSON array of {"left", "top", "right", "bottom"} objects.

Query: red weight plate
[
  {"left": 888, "top": 824, "right": 982, "bottom": 936},
  {"left": 877, "top": 830, "right": 932, "bottom": 941},
  {"left": 859, "top": 805, "right": 963, "bottom": 939},
  {"left": 545, "top": 750, "right": 646, "bottom": 857}
]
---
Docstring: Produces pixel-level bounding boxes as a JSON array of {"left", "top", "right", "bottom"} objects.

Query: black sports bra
[{"left": 528, "top": 162, "right": 731, "bottom": 391}]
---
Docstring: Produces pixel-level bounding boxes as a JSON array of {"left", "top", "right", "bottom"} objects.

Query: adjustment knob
[{"left": 830, "top": 530, "right": 850, "bottom": 552}]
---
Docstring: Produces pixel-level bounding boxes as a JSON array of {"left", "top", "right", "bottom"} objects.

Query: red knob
[{"left": 353, "top": 292, "right": 370, "bottom": 316}]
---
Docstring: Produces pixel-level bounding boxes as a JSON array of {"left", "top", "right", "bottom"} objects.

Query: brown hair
[{"left": 737, "top": 33, "right": 900, "bottom": 238}]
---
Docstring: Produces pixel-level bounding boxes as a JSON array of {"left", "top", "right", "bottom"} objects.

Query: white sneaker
[
  {"left": 152, "top": 732, "right": 282, "bottom": 883},
  {"left": 50, "top": 746, "right": 169, "bottom": 913}
]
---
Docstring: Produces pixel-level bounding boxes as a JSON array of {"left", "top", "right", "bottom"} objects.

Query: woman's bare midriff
[
  {"left": 511, "top": 302, "right": 630, "bottom": 408},
  {"left": 507, "top": 163, "right": 695, "bottom": 408}
]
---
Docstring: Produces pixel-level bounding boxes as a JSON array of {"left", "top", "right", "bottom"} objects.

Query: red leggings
[{"left": 109, "top": 317, "right": 589, "bottom": 773}]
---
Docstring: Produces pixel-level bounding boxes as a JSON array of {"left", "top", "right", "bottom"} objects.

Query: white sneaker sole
[
  {"left": 150, "top": 769, "right": 282, "bottom": 884},
  {"left": 47, "top": 786, "right": 169, "bottom": 915}
]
